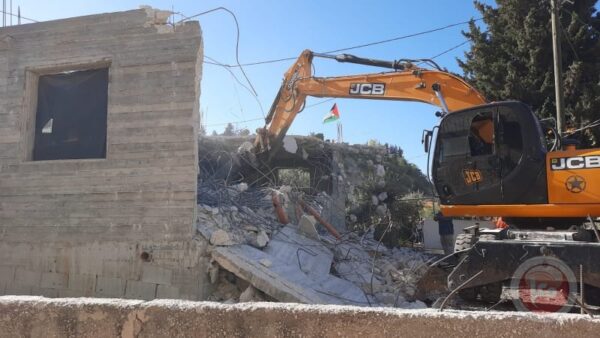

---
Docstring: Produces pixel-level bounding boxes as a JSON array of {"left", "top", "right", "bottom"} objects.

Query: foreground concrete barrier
[{"left": 1, "top": 296, "right": 600, "bottom": 337}]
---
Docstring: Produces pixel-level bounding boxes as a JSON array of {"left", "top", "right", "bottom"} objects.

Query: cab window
[
  {"left": 498, "top": 113, "right": 523, "bottom": 172},
  {"left": 469, "top": 113, "right": 494, "bottom": 156}
]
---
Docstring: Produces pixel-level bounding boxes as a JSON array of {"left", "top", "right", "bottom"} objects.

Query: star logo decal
[{"left": 565, "top": 175, "right": 586, "bottom": 193}]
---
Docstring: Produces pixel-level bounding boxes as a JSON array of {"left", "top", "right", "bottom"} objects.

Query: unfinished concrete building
[{"left": 0, "top": 8, "right": 209, "bottom": 300}]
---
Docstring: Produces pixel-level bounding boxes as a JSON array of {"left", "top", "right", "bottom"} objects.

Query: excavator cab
[{"left": 432, "top": 101, "right": 548, "bottom": 206}]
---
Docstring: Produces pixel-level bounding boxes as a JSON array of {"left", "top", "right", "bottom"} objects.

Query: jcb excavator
[{"left": 254, "top": 49, "right": 600, "bottom": 309}]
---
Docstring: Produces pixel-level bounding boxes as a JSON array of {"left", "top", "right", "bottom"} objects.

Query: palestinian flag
[{"left": 323, "top": 103, "right": 340, "bottom": 124}]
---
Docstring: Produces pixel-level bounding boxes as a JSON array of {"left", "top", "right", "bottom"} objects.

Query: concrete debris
[
  {"left": 378, "top": 192, "right": 388, "bottom": 202},
  {"left": 265, "top": 226, "right": 333, "bottom": 277},
  {"left": 239, "top": 285, "right": 265, "bottom": 302},
  {"left": 283, "top": 136, "right": 298, "bottom": 154},
  {"left": 235, "top": 182, "right": 248, "bottom": 192},
  {"left": 331, "top": 231, "right": 431, "bottom": 306},
  {"left": 197, "top": 181, "right": 282, "bottom": 248},
  {"left": 210, "top": 229, "right": 235, "bottom": 245},
  {"left": 252, "top": 230, "right": 270, "bottom": 248},
  {"left": 212, "top": 227, "right": 370, "bottom": 306},
  {"left": 298, "top": 215, "right": 320, "bottom": 240},
  {"left": 259, "top": 259, "right": 272, "bottom": 268},
  {"left": 375, "top": 204, "right": 388, "bottom": 217},
  {"left": 196, "top": 180, "right": 431, "bottom": 309},
  {"left": 302, "top": 148, "right": 309, "bottom": 160},
  {"left": 371, "top": 195, "right": 379, "bottom": 206},
  {"left": 210, "top": 230, "right": 234, "bottom": 246},
  {"left": 237, "top": 141, "right": 254, "bottom": 154},
  {"left": 196, "top": 136, "right": 432, "bottom": 308}
]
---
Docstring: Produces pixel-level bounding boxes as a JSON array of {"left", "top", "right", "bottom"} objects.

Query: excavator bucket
[{"left": 414, "top": 263, "right": 451, "bottom": 302}]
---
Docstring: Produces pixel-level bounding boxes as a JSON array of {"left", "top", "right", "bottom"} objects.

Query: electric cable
[
  {"left": 429, "top": 39, "right": 472, "bottom": 60},
  {"left": 0, "top": 9, "right": 37, "bottom": 23},
  {"left": 559, "top": 19, "right": 580, "bottom": 61},
  {"left": 204, "top": 55, "right": 266, "bottom": 118},
  {"left": 203, "top": 32, "right": 481, "bottom": 129},
  {"left": 204, "top": 117, "right": 265, "bottom": 128},
  {"left": 177, "top": 7, "right": 258, "bottom": 96},
  {"left": 563, "top": 118, "right": 600, "bottom": 136},
  {"left": 201, "top": 17, "right": 483, "bottom": 68}
]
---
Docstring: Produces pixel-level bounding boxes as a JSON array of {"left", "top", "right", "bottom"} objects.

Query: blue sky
[{"left": 12, "top": 0, "right": 497, "bottom": 172}]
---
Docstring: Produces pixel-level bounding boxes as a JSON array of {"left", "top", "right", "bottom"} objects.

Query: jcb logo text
[
  {"left": 551, "top": 156, "right": 600, "bottom": 170},
  {"left": 349, "top": 83, "right": 385, "bottom": 95}
]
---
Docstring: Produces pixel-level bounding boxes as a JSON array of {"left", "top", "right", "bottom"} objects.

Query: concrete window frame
[{"left": 20, "top": 58, "right": 112, "bottom": 162}]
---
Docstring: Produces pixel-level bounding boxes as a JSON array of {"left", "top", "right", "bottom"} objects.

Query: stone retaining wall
[{"left": 1, "top": 296, "right": 599, "bottom": 337}]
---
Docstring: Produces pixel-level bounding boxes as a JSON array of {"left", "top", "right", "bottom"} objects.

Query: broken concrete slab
[
  {"left": 212, "top": 226, "right": 371, "bottom": 306},
  {"left": 212, "top": 245, "right": 370, "bottom": 306},
  {"left": 264, "top": 226, "right": 332, "bottom": 277},
  {"left": 212, "top": 245, "right": 319, "bottom": 304}
]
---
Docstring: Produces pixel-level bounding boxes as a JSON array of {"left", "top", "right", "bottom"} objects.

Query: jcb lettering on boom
[
  {"left": 551, "top": 155, "right": 600, "bottom": 170},
  {"left": 349, "top": 83, "right": 385, "bottom": 95}
]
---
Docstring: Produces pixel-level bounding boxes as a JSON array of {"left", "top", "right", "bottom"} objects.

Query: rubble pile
[
  {"left": 330, "top": 231, "right": 431, "bottom": 307},
  {"left": 196, "top": 179, "right": 432, "bottom": 308},
  {"left": 197, "top": 181, "right": 279, "bottom": 248}
]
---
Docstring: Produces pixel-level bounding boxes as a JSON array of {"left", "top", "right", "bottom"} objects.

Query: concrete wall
[
  {"left": 1, "top": 296, "right": 599, "bottom": 337},
  {"left": 0, "top": 8, "right": 210, "bottom": 300}
]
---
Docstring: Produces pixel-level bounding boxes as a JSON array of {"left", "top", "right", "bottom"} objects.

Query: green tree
[
  {"left": 222, "top": 123, "right": 235, "bottom": 136},
  {"left": 459, "top": 0, "right": 600, "bottom": 145},
  {"left": 237, "top": 128, "right": 251, "bottom": 137},
  {"left": 309, "top": 132, "right": 325, "bottom": 140},
  {"left": 367, "top": 139, "right": 381, "bottom": 147}
]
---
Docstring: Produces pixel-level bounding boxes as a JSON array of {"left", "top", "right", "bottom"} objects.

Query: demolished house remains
[
  {"left": 0, "top": 7, "right": 433, "bottom": 308},
  {"left": 197, "top": 135, "right": 432, "bottom": 307}
]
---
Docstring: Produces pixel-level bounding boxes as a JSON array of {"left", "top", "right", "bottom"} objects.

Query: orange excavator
[{"left": 254, "top": 49, "right": 600, "bottom": 307}]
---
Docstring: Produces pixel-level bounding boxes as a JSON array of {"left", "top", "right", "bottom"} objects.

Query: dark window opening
[
  {"left": 468, "top": 113, "right": 494, "bottom": 157},
  {"left": 33, "top": 68, "right": 109, "bottom": 161},
  {"left": 277, "top": 168, "right": 311, "bottom": 189}
]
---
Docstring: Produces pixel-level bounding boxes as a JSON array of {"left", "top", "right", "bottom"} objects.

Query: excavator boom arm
[{"left": 255, "top": 49, "right": 486, "bottom": 152}]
